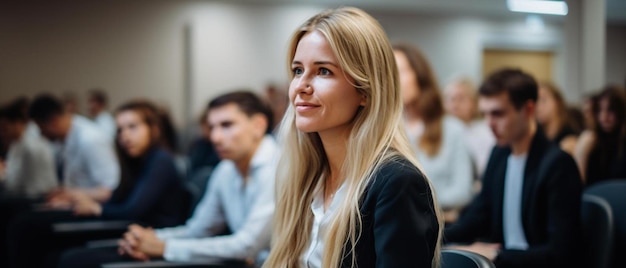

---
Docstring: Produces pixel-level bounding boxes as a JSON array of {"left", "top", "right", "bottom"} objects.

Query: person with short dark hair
[
  {"left": 88, "top": 88, "right": 117, "bottom": 140},
  {"left": 59, "top": 91, "right": 279, "bottom": 267},
  {"left": 29, "top": 93, "right": 119, "bottom": 205},
  {"left": 445, "top": 68, "right": 583, "bottom": 268},
  {"left": 0, "top": 97, "right": 58, "bottom": 197}
]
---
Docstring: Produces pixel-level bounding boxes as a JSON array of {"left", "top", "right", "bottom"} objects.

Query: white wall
[
  {"left": 373, "top": 11, "right": 567, "bottom": 98},
  {"left": 1, "top": 1, "right": 622, "bottom": 129},
  {"left": 188, "top": 2, "right": 324, "bottom": 115},
  {"left": 606, "top": 25, "right": 626, "bottom": 86}
]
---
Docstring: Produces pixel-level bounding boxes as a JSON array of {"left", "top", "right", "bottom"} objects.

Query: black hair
[
  {"left": 208, "top": 91, "right": 274, "bottom": 134},
  {"left": 0, "top": 97, "right": 29, "bottom": 122},
  {"left": 28, "top": 94, "right": 65, "bottom": 122},
  {"left": 479, "top": 68, "right": 538, "bottom": 110}
]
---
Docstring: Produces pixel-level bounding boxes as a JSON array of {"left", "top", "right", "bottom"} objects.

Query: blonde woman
[{"left": 264, "top": 7, "right": 442, "bottom": 268}]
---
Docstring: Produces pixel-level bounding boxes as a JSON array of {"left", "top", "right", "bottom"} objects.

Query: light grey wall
[
  {"left": 0, "top": 1, "right": 622, "bottom": 127},
  {"left": 0, "top": 1, "right": 190, "bottom": 125},
  {"left": 606, "top": 25, "right": 626, "bottom": 87}
]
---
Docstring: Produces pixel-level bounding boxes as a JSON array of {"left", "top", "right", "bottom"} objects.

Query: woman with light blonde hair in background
[
  {"left": 536, "top": 81, "right": 578, "bottom": 154},
  {"left": 264, "top": 7, "right": 442, "bottom": 268},
  {"left": 443, "top": 76, "right": 495, "bottom": 179}
]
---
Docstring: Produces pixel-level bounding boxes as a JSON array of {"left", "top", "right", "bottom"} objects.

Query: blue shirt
[
  {"left": 503, "top": 153, "right": 529, "bottom": 250},
  {"left": 155, "top": 136, "right": 279, "bottom": 262}
]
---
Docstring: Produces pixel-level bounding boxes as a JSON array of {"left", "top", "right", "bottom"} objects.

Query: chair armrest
[{"left": 53, "top": 220, "right": 131, "bottom": 233}]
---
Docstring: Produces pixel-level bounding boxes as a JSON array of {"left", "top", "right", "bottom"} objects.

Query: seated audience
[
  {"left": 87, "top": 88, "right": 117, "bottom": 141},
  {"left": 59, "top": 91, "right": 279, "bottom": 268},
  {"left": 445, "top": 68, "right": 583, "bottom": 268},
  {"left": 393, "top": 43, "right": 474, "bottom": 222},
  {"left": 444, "top": 76, "right": 496, "bottom": 179},
  {"left": 536, "top": 82, "right": 578, "bottom": 154},
  {"left": 6, "top": 100, "right": 187, "bottom": 268},
  {"left": 575, "top": 85, "right": 626, "bottom": 185},
  {"left": 29, "top": 93, "right": 120, "bottom": 204},
  {"left": 187, "top": 105, "right": 220, "bottom": 177},
  {"left": 0, "top": 97, "right": 58, "bottom": 197}
]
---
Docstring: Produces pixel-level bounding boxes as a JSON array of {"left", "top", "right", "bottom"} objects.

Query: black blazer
[
  {"left": 445, "top": 130, "right": 583, "bottom": 268},
  {"left": 340, "top": 157, "right": 439, "bottom": 268}
]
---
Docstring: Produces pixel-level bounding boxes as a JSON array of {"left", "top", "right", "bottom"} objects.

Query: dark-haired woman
[
  {"left": 575, "top": 85, "right": 626, "bottom": 186},
  {"left": 7, "top": 100, "right": 187, "bottom": 268}
]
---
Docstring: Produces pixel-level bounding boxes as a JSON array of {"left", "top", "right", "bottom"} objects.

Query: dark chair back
[
  {"left": 581, "top": 194, "right": 614, "bottom": 268},
  {"left": 441, "top": 249, "right": 496, "bottom": 268},
  {"left": 585, "top": 179, "right": 626, "bottom": 268}
]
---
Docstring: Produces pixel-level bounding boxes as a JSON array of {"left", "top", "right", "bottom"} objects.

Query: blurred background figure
[
  {"left": 536, "top": 82, "right": 578, "bottom": 155},
  {"left": 575, "top": 84, "right": 626, "bottom": 186},
  {"left": 28, "top": 94, "right": 119, "bottom": 204},
  {"left": 184, "top": 103, "right": 220, "bottom": 205},
  {"left": 62, "top": 91, "right": 80, "bottom": 115},
  {"left": 444, "top": 76, "right": 495, "bottom": 179},
  {"left": 393, "top": 43, "right": 474, "bottom": 223},
  {"left": 8, "top": 99, "right": 187, "bottom": 268},
  {"left": 0, "top": 97, "right": 58, "bottom": 198},
  {"left": 262, "top": 83, "right": 288, "bottom": 133},
  {"left": 581, "top": 93, "right": 597, "bottom": 131},
  {"left": 87, "top": 88, "right": 117, "bottom": 141}
]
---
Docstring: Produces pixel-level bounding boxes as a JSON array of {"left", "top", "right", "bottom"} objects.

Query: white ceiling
[{"left": 233, "top": 0, "right": 626, "bottom": 25}]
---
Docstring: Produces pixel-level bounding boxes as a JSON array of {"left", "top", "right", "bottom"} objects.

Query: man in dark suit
[{"left": 445, "top": 69, "right": 583, "bottom": 268}]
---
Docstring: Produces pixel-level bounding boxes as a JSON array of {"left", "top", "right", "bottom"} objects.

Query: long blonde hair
[{"left": 264, "top": 7, "right": 442, "bottom": 268}]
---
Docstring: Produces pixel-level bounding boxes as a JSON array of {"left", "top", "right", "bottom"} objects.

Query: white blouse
[{"left": 300, "top": 181, "right": 347, "bottom": 268}]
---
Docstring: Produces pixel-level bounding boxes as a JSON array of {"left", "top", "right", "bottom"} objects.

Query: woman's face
[
  {"left": 536, "top": 86, "right": 556, "bottom": 124},
  {"left": 394, "top": 50, "right": 419, "bottom": 106},
  {"left": 597, "top": 97, "right": 617, "bottom": 133},
  {"left": 289, "top": 31, "right": 365, "bottom": 136},
  {"left": 116, "top": 110, "right": 152, "bottom": 157}
]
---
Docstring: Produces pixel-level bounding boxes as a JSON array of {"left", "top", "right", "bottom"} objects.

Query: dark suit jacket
[
  {"left": 444, "top": 130, "right": 583, "bottom": 268},
  {"left": 340, "top": 157, "right": 439, "bottom": 268}
]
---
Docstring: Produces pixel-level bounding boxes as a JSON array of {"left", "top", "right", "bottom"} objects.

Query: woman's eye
[
  {"left": 293, "top": 67, "right": 303, "bottom": 75},
  {"left": 319, "top": 68, "right": 331, "bottom": 75}
]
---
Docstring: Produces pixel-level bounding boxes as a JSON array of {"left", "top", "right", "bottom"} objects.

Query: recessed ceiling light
[{"left": 507, "top": 0, "right": 568, "bottom": 16}]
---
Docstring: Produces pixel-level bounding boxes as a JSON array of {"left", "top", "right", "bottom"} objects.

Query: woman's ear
[{"left": 360, "top": 94, "right": 367, "bottom": 107}]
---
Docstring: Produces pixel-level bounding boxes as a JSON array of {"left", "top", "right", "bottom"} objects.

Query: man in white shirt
[
  {"left": 87, "top": 89, "right": 117, "bottom": 141},
  {"left": 59, "top": 91, "right": 278, "bottom": 267},
  {"left": 29, "top": 94, "right": 119, "bottom": 203},
  {"left": 0, "top": 99, "right": 58, "bottom": 197}
]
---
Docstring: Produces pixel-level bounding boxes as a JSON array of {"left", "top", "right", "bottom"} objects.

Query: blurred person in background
[
  {"left": 535, "top": 82, "right": 578, "bottom": 155},
  {"left": 8, "top": 100, "right": 187, "bottom": 268},
  {"left": 88, "top": 88, "right": 117, "bottom": 140},
  {"left": 28, "top": 93, "right": 119, "bottom": 205},
  {"left": 575, "top": 85, "right": 626, "bottom": 185},
  {"left": 444, "top": 76, "right": 495, "bottom": 180},
  {"left": 59, "top": 91, "right": 279, "bottom": 268},
  {"left": 0, "top": 97, "right": 58, "bottom": 197},
  {"left": 262, "top": 82, "right": 289, "bottom": 132},
  {"left": 0, "top": 97, "right": 58, "bottom": 267},
  {"left": 445, "top": 68, "right": 583, "bottom": 268},
  {"left": 393, "top": 43, "right": 473, "bottom": 223},
  {"left": 62, "top": 91, "right": 80, "bottom": 115},
  {"left": 581, "top": 93, "right": 597, "bottom": 131}
]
